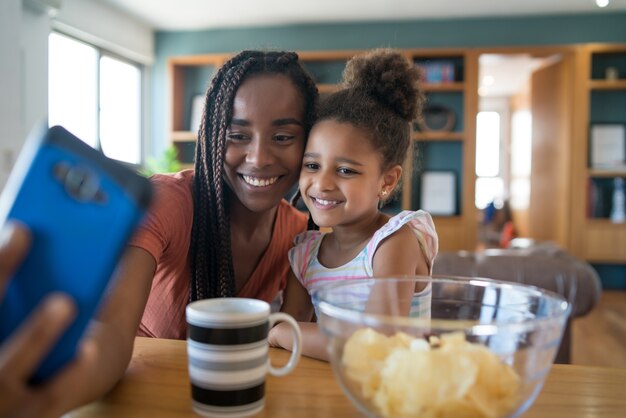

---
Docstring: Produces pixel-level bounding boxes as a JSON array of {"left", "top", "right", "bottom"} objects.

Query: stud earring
[{"left": 381, "top": 190, "right": 388, "bottom": 198}]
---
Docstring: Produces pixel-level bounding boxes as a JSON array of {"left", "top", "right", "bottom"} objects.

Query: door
[{"left": 528, "top": 55, "right": 573, "bottom": 247}]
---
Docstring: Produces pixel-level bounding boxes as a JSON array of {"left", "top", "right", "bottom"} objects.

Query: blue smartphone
[{"left": 0, "top": 124, "right": 153, "bottom": 383}]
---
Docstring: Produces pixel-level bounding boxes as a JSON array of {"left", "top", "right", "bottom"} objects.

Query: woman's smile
[{"left": 240, "top": 174, "right": 280, "bottom": 188}]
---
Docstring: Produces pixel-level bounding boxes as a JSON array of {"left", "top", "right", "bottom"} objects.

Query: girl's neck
[{"left": 325, "top": 211, "right": 389, "bottom": 254}]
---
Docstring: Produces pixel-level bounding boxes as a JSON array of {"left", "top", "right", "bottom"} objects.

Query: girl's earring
[{"left": 381, "top": 190, "right": 388, "bottom": 198}]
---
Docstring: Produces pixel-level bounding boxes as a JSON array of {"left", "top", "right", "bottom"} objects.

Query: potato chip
[{"left": 342, "top": 328, "right": 521, "bottom": 418}]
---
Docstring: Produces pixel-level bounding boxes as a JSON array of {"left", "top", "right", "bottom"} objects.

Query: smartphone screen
[{"left": 0, "top": 125, "right": 153, "bottom": 383}]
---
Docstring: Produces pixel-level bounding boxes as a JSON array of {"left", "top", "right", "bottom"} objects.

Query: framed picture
[
  {"left": 590, "top": 124, "right": 626, "bottom": 169},
  {"left": 420, "top": 171, "right": 456, "bottom": 216},
  {"left": 189, "top": 94, "right": 204, "bottom": 133}
]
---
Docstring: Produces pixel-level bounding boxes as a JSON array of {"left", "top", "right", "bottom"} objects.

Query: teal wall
[{"left": 151, "top": 12, "right": 626, "bottom": 153}]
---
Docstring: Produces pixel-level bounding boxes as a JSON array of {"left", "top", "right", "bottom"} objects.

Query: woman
[{"left": 0, "top": 50, "right": 318, "bottom": 417}]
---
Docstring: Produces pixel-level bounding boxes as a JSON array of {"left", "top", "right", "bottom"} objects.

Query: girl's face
[
  {"left": 224, "top": 74, "right": 306, "bottom": 213},
  {"left": 300, "top": 120, "right": 396, "bottom": 229}
]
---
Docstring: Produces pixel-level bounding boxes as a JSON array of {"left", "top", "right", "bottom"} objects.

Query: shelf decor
[
  {"left": 416, "top": 61, "right": 455, "bottom": 84},
  {"left": 415, "top": 104, "right": 456, "bottom": 133},
  {"left": 590, "top": 124, "right": 626, "bottom": 169},
  {"left": 420, "top": 171, "right": 456, "bottom": 216}
]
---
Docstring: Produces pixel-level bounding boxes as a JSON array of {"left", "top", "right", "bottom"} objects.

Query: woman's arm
[{"left": 21, "top": 247, "right": 156, "bottom": 417}]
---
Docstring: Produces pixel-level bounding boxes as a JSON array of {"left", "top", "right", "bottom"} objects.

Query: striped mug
[{"left": 186, "top": 298, "right": 302, "bottom": 417}]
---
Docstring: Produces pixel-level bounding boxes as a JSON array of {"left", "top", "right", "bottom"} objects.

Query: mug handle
[{"left": 267, "top": 312, "right": 302, "bottom": 377}]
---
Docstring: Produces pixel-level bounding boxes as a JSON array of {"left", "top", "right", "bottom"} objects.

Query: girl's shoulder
[
  {"left": 367, "top": 210, "right": 438, "bottom": 269},
  {"left": 293, "top": 229, "right": 324, "bottom": 247},
  {"left": 373, "top": 210, "right": 436, "bottom": 242}
]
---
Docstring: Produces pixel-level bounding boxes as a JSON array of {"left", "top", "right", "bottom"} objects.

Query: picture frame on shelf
[
  {"left": 590, "top": 124, "right": 626, "bottom": 169},
  {"left": 420, "top": 171, "right": 456, "bottom": 216}
]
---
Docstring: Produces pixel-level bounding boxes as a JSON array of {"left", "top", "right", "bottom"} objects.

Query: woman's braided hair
[{"left": 190, "top": 50, "right": 318, "bottom": 301}]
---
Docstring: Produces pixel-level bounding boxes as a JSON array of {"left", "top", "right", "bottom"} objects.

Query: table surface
[{"left": 69, "top": 337, "right": 626, "bottom": 418}]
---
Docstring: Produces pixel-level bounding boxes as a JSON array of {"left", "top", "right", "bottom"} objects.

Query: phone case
[{"left": 0, "top": 125, "right": 153, "bottom": 383}]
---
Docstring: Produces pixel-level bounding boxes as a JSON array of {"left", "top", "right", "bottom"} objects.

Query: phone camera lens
[{"left": 53, "top": 163, "right": 103, "bottom": 202}]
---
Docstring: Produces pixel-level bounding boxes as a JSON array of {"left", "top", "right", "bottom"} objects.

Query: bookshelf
[
  {"left": 571, "top": 44, "right": 626, "bottom": 263},
  {"left": 167, "top": 54, "right": 230, "bottom": 169}
]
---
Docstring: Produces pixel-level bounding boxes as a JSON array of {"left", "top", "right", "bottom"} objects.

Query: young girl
[{"left": 269, "top": 49, "right": 438, "bottom": 360}]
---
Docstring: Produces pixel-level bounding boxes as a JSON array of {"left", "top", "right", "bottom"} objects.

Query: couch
[{"left": 432, "top": 242, "right": 602, "bottom": 364}]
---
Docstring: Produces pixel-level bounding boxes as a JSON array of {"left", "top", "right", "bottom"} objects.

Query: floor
[{"left": 571, "top": 290, "right": 626, "bottom": 368}]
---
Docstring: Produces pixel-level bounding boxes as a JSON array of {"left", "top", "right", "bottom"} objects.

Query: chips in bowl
[{"left": 343, "top": 329, "right": 521, "bottom": 418}]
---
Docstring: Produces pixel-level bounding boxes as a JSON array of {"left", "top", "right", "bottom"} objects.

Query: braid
[{"left": 190, "top": 50, "right": 318, "bottom": 302}]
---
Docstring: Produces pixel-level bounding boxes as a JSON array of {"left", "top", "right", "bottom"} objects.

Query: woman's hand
[
  {"left": 0, "top": 223, "right": 152, "bottom": 418},
  {"left": 0, "top": 222, "right": 77, "bottom": 418}
]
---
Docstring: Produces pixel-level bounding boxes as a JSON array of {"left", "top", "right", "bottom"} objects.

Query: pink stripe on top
[{"left": 288, "top": 210, "right": 438, "bottom": 297}]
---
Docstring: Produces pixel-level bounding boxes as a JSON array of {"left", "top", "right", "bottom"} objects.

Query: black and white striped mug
[{"left": 186, "top": 298, "right": 302, "bottom": 417}]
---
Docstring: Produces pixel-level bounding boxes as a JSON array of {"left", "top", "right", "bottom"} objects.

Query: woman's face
[{"left": 223, "top": 74, "right": 306, "bottom": 213}]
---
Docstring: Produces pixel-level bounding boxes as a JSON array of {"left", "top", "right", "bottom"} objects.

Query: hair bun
[{"left": 342, "top": 49, "right": 423, "bottom": 121}]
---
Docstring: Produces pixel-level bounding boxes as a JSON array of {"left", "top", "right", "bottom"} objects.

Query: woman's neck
[{"left": 228, "top": 197, "right": 279, "bottom": 240}]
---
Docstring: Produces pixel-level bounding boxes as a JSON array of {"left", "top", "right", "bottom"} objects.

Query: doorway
[{"left": 475, "top": 49, "right": 574, "bottom": 250}]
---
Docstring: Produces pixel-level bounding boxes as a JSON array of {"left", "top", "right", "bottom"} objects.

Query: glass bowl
[{"left": 313, "top": 276, "right": 571, "bottom": 418}]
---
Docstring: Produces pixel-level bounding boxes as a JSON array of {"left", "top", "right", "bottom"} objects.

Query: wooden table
[{"left": 69, "top": 337, "right": 626, "bottom": 417}]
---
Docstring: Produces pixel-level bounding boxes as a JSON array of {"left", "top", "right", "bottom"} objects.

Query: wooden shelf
[
  {"left": 423, "top": 82, "right": 464, "bottom": 92},
  {"left": 586, "top": 218, "right": 626, "bottom": 227},
  {"left": 588, "top": 168, "right": 626, "bottom": 177},
  {"left": 317, "top": 84, "right": 340, "bottom": 94},
  {"left": 412, "top": 132, "right": 465, "bottom": 141},
  {"left": 430, "top": 215, "right": 463, "bottom": 223},
  {"left": 580, "top": 219, "right": 626, "bottom": 262},
  {"left": 589, "top": 79, "right": 626, "bottom": 90},
  {"left": 168, "top": 54, "right": 230, "bottom": 66},
  {"left": 316, "top": 82, "right": 464, "bottom": 94},
  {"left": 172, "top": 131, "right": 197, "bottom": 142}
]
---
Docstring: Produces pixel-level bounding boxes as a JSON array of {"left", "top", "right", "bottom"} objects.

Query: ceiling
[
  {"left": 101, "top": 0, "right": 624, "bottom": 31},
  {"left": 98, "top": 0, "right": 623, "bottom": 97}
]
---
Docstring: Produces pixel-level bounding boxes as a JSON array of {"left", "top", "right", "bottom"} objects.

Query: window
[
  {"left": 48, "top": 32, "right": 143, "bottom": 165},
  {"left": 510, "top": 110, "right": 532, "bottom": 210},
  {"left": 475, "top": 111, "right": 503, "bottom": 209}
]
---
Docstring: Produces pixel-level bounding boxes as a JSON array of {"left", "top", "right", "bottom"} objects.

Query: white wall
[
  {"left": 0, "top": 0, "right": 153, "bottom": 190},
  {"left": 54, "top": 0, "right": 154, "bottom": 65},
  {"left": 0, "top": 1, "right": 49, "bottom": 189}
]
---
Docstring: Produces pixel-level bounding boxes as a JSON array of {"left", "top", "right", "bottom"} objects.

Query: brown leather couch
[{"left": 432, "top": 243, "right": 602, "bottom": 364}]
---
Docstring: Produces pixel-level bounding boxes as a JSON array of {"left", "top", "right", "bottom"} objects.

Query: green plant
[{"left": 141, "top": 145, "right": 182, "bottom": 177}]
